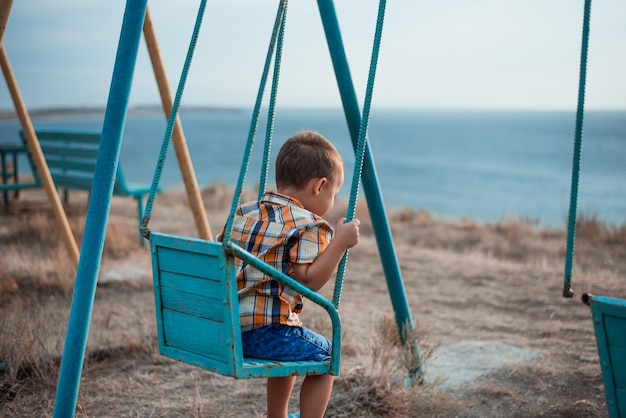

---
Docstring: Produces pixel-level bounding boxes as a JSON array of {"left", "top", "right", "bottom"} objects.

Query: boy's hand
[{"left": 334, "top": 218, "right": 360, "bottom": 249}]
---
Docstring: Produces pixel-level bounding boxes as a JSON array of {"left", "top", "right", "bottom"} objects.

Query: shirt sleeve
[{"left": 289, "top": 221, "right": 334, "bottom": 265}]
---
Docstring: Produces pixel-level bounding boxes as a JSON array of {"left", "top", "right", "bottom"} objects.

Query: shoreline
[
  {"left": 2, "top": 106, "right": 625, "bottom": 122},
  {"left": 0, "top": 105, "right": 245, "bottom": 121}
]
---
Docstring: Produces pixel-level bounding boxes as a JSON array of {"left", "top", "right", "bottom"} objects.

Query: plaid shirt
[{"left": 228, "top": 191, "right": 334, "bottom": 332}]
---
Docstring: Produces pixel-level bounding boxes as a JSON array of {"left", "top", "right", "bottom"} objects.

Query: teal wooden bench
[{"left": 19, "top": 129, "right": 158, "bottom": 241}]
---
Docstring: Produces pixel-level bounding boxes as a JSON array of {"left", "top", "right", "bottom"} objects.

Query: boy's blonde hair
[{"left": 276, "top": 130, "right": 344, "bottom": 190}]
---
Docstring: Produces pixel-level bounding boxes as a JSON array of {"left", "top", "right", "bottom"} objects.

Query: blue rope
[
  {"left": 141, "top": 0, "right": 207, "bottom": 238},
  {"left": 223, "top": 0, "right": 288, "bottom": 243},
  {"left": 333, "top": 0, "right": 386, "bottom": 308},
  {"left": 563, "top": 0, "right": 592, "bottom": 298},
  {"left": 258, "top": 2, "right": 288, "bottom": 200}
]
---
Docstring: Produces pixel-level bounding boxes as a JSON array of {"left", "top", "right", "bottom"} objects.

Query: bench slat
[
  {"left": 46, "top": 159, "right": 98, "bottom": 173},
  {"left": 51, "top": 173, "right": 94, "bottom": 191},
  {"left": 35, "top": 131, "right": 102, "bottom": 145},
  {"left": 40, "top": 144, "right": 99, "bottom": 159}
]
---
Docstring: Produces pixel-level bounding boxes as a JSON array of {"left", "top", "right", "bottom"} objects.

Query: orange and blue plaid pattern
[{"left": 229, "top": 191, "right": 333, "bottom": 332}]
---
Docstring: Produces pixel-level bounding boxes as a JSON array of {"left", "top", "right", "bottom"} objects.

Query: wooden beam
[
  {"left": 0, "top": 47, "right": 80, "bottom": 265},
  {"left": 0, "top": 0, "right": 13, "bottom": 46}
]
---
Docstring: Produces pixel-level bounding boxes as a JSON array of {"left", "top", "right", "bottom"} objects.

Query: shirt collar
[{"left": 261, "top": 191, "right": 304, "bottom": 209}]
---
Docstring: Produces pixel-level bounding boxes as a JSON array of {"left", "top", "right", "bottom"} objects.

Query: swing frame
[{"left": 53, "top": 0, "right": 415, "bottom": 414}]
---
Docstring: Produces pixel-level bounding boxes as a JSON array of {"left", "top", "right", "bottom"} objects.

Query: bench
[{"left": 18, "top": 129, "right": 159, "bottom": 241}]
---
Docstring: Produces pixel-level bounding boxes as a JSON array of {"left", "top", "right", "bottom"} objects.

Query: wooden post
[
  {"left": 142, "top": 7, "right": 213, "bottom": 240},
  {"left": 0, "top": 0, "right": 13, "bottom": 46},
  {"left": 0, "top": 48, "right": 80, "bottom": 265}
]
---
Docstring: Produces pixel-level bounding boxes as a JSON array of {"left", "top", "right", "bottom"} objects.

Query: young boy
[{"left": 227, "top": 130, "right": 360, "bottom": 418}]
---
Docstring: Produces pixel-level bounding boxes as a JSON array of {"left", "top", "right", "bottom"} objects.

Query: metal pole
[
  {"left": 143, "top": 7, "right": 212, "bottom": 240},
  {"left": 52, "top": 0, "right": 148, "bottom": 415},
  {"left": 316, "top": 0, "right": 414, "bottom": 339}
]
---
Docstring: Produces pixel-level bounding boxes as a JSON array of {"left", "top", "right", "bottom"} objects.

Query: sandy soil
[{"left": 1, "top": 187, "right": 624, "bottom": 417}]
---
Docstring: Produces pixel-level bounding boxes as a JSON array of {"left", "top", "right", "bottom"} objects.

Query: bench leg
[
  {"left": 1, "top": 152, "right": 9, "bottom": 208},
  {"left": 136, "top": 196, "right": 146, "bottom": 247}
]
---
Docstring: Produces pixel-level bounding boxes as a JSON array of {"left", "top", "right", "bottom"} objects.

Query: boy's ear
[{"left": 312, "top": 177, "right": 327, "bottom": 196}]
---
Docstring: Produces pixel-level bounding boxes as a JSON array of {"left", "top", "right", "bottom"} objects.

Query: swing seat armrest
[{"left": 226, "top": 241, "right": 342, "bottom": 370}]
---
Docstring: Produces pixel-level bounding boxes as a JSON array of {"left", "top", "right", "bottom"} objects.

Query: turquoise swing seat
[
  {"left": 150, "top": 231, "right": 341, "bottom": 378},
  {"left": 583, "top": 294, "right": 626, "bottom": 418}
]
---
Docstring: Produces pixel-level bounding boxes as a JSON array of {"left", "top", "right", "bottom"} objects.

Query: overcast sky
[{"left": 1, "top": 0, "right": 625, "bottom": 111}]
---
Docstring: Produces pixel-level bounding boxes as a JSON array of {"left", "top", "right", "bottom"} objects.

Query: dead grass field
[{"left": 1, "top": 186, "right": 624, "bottom": 417}]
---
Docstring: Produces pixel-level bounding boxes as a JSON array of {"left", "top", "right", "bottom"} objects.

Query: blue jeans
[{"left": 241, "top": 324, "right": 332, "bottom": 362}]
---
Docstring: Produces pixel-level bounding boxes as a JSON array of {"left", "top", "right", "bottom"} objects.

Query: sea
[{"left": 1, "top": 108, "right": 625, "bottom": 229}]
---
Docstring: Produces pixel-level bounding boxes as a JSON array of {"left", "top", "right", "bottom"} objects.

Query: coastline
[{"left": 0, "top": 105, "right": 245, "bottom": 121}]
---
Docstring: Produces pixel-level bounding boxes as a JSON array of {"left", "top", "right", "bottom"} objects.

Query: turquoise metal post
[
  {"left": 316, "top": 0, "right": 415, "bottom": 340},
  {"left": 52, "top": 0, "right": 148, "bottom": 416}
]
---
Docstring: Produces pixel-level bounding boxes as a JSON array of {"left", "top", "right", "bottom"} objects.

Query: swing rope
[
  {"left": 258, "top": 1, "right": 288, "bottom": 200},
  {"left": 223, "top": 0, "right": 288, "bottom": 244},
  {"left": 563, "top": 0, "right": 592, "bottom": 298},
  {"left": 140, "top": 0, "right": 288, "bottom": 238},
  {"left": 332, "top": 0, "right": 387, "bottom": 308},
  {"left": 141, "top": 0, "right": 208, "bottom": 237}
]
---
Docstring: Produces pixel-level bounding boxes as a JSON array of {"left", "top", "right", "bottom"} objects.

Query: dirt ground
[{"left": 1, "top": 187, "right": 624, "bottom": 417}]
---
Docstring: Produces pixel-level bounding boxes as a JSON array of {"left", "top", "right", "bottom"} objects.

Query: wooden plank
[
  {"left": 241, "top": 359, "right": 332, "bottom": 379},
  {"left": 160, "top": 269, "right": 223, "bottom": 297},
  {"left": 159, "top": 276, "right": 225, "bottom": 321},
  {"left": 161, "top": 308, "right": 230, "bottom": 360},
  {"left": 608, "top": 345, "right": 626, "bottom": 388},
  {"left": 616, "top": 387, "right": 626, "bottom": 418},
  {"left": 35, "top": 131, "right": 101, "bottom": 144},
  {"left": 0, "top": 182, "right": 40, "bottom": 192},
  {"left": 152, "top": 232, "right": 223, "bottom": 255},
  {"left": 50, "top": 174, "right": 93, "bottom": 190},
  {"left": 156, "top": 243, "right": 225, "bottom": 280},
  {"left": 45, "top": 159, "right": 98, "bottom": 173},
  {"left": 604, "top": 315, "right": 626, "bottom": 348},
  {"left": 39, "top": 144, "right": 99, "bottom": 159}
]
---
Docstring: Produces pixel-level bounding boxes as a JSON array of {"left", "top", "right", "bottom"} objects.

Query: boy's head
[
  {"left": 276, "top": 130, "right": 344, "bottom": 190},
  {"left": 275, "top": 130, "right": 344, "bottom": 216}
]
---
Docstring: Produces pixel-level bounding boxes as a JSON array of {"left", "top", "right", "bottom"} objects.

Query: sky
[{"left": 1, "top": 0, "right": 625, "bottom": 111}]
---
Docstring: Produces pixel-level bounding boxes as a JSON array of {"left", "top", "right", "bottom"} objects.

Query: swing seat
[
  {"left": 583, "top": 294, "right": 626, "bottom": 418},
  {"left": 149, "top": 232, "right": 342, "bottom": 379}
]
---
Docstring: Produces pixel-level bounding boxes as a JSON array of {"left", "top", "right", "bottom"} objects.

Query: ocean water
[{"left": 1, "top": 108, "right": 624, "bottom": 228}]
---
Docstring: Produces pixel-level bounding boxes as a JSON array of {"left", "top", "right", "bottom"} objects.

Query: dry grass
[
  {"left": 388, "top": 207, "right": 626, "bottom": 278},
  {"left": 328, "top": 317, "right": 461, "bottom": 418},
  {"left": 0, "top": 199, "right": 143, "bottom": 373},
  {"left": 1, "top": 190, "right": 623, "bottom": 416}
]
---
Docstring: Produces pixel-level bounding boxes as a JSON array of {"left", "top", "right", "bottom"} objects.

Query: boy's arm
[{"left": 292, "top": 218, "right": 360, "bottom": 291}]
